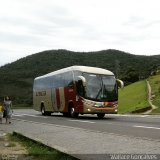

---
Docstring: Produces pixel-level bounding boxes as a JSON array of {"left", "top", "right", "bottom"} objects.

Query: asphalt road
[{"left": 13, "top": 109, "right": 160, "bottom": 141}]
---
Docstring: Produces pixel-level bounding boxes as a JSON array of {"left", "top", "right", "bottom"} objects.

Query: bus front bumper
[{"left": 84, "top": 106, "right": 118, "bottom": 114}]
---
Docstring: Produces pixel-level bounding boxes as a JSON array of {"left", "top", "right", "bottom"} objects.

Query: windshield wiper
[
  {"left": 95, "top": 87, "right": 102, "bottom": 99},
  {"left": 95, "top": 81, "right": 103, "bottom": 99}
]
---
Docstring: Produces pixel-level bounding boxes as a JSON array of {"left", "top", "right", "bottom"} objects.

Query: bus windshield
[{"left": 82, "top": 73, "right": 118, "bottom": 102}]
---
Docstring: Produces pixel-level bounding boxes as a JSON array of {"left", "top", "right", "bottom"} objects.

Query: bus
[{"left": 33, "top": 66, "right": 123, "bottom": 118}]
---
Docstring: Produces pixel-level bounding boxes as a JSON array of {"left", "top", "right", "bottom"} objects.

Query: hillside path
[{"left": 145, "top": 80, "right": 157, "bottom": 114}]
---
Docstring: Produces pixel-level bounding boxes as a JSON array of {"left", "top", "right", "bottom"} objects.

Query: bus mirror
[
  {"left": 116, "top": 79, "right": 124, "bottom": 89},
  {"left": 77, "top": 76, "right": 86, "bottom": 87}
]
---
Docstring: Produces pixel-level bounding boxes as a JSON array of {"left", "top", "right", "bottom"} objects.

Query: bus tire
[
  {"left": 41, "top": 104, "right": 46, "bottom": 116},
  {"left": 63, "top": 112, "right": 69, "bottom": 117},
  {"left": 69, "top": 107, "right": 79, "bottom": 118},
  {"left": 46, "top": 112, "right": 52, "bottom": 116},
  {"left": 97, "top": 113, "right": 105, "bottom": 119}
]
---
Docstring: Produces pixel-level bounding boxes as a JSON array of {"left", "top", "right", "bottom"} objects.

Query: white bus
[{"left": 33, "top": 66, "right": 123, "bottom": 118}]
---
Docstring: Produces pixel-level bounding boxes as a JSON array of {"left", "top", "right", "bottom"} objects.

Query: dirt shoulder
[{"left": 0, "top": 132, "right": 27, "bottom": 156}]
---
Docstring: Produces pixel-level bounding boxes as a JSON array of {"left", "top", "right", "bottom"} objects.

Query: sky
[{"left": 0, "top": 0, "right": 160, "bottom": 66}]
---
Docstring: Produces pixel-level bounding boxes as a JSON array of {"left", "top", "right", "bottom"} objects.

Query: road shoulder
[{"left": 1, "top": 118, "right": 160, "bottom": 160}]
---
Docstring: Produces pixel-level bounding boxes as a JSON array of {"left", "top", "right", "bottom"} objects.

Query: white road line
[
  {"left": 68, "top": 119, "right": 95, "bottom": 124},
  {"left": 112, "top": 114, "right": 150, "bottom": 117},
  {"left": 13, "top": 114, "right": 47, "bottom": 118},
  {"left": 109, "top": 114, "right": 160, "bottom": 119},
  {"left": 12, "top": 114, "right": 24, "bottom": 117},
  {"left": 134, "top": 125, "right": 160, "bottom": 130},
  {"left": 139, "top": 115, "right": 150, "bottom": 117}
]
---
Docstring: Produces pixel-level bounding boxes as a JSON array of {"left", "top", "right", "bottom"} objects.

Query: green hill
[
  {"left": 119, "top": 73, "right": 160, "bottom": 114},
  {"left": 118, "top": 80, "right": 149, "bottom": 113},
  {"left": 0, "top": 49, "right": 160, "bottom": 107},
  {"left": 148, "top": 73, "right": 160, "bottom": 114}
]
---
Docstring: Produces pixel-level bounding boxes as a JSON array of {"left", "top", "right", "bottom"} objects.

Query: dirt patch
[
  {"left": 0, "top": 133, "right": 27, "bottom": 154},
  {"left": 0, "top": 132, "right": 35, "bottom": 160}
]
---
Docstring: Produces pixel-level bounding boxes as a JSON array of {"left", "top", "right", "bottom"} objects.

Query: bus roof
[{"left": 35, "top": 66, "right": 114, "bottom": 80}]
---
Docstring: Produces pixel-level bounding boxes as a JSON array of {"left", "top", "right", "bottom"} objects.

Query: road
[
  {"left": 13, "top": 109, "right": 160, "bottom": 141},
  {"left": 1, "top": 109, "right": 159, "bottom": 159}
]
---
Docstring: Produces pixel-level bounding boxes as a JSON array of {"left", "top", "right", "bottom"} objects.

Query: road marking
[
  {"left": 68, "top": 119, "right": 95, "bottom": 124},
  {"left": 108, "top": 114, "right": 160, "bottom": 119},
  {"left": 13, "top": 114, "right": 47, "bottom": 118},
  {"left": 112, "top": 114, "right": 150, "bottom": 118},
  {"left": 134, "top": 125, "right": 160, "bottom": 130},
  {"left": 139, "top": 115, "right": 149, "bottom": 117},
  {"left": 12, "top": 114, "right": 24, "bottom": 117}
]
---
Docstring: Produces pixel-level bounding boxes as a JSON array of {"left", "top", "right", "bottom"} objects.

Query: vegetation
[
  {"left": 9, "top": 132, "right": 78, "bottom": 160},
  {"left": 151, "top": 108, "right": 160, "bottom": 115},
  {"left": 0, "top": 49, "right": 160, "bottom": 106},
  {"left": 118, "top": 80, "right": 149, "bottom": 113},
  {"left": 148, "top": 73, "right": 160, "bottom": 114}
]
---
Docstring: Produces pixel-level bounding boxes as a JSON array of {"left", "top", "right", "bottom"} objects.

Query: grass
[
  {"left": 148, "top": 74, "right": 160, "bottom": 114},
  {"left": 118, "top": 80, "right": 149, "bottom": 114},
  {"left": 9, "top": 132, "right": 78, "bottom": 160},
  {"left": 150, "top": 108, "right": 160, "bottom": 115}
]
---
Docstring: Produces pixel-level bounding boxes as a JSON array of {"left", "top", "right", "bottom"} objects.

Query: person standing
[{"left": 3, "top": 96, "right": 13, "bottom": 124}]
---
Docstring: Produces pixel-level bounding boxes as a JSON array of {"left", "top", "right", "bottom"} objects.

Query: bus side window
[
  {"left": 68, "top": 81, "right": 74, "bottom": 88},
  {"left": 64, "top": 71, "right": 73, "bottom": 87}
]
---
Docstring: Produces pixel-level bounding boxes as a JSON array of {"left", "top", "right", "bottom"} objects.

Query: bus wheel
[
  {"left": 97, "top": 113, "right": 105, "bottom": 119},
  {"left": 46, "top": 112, "right": 52, "bottom": 116},
  {"left": 63, "top": 112, "right": 69, "bottom": 117},
  {"left": 41, "top": 105, "right": 46, "bottom": 116},
  {"left": 70, "top": 107, "right": 79, "bottom": 118}
]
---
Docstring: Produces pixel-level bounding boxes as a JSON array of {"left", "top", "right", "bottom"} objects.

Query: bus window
[{"left": 64, "top": 71, "right": 73, "bottom": 86}]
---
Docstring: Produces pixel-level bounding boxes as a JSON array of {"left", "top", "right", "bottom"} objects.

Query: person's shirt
[{"left": 4, "top": 100, "right": 12, "bottom": 109}]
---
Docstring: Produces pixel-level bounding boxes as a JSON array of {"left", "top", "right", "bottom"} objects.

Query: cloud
[{"left": 0, "top": 0, "right": 160, "bottom": 66}]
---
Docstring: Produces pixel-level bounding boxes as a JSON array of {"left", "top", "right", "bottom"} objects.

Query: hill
[
  {"left": 118, "top": 80, "right": 149, "bottom": 113},
  {"left": 0, "top": 49, "right": 160, "bottom": 106},
  {"left": 119, "top": 73, "right": 160, "bottom": 114},
  {"left": 148, "top": 73, "right": 160, "bottom": 114}
]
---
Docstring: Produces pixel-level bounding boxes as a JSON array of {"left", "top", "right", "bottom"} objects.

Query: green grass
[
  {"left": 148, "top": 74, "right": 160, "bottom": 113},
  {"left": 118, "top": 80, "right": 149, "bottom": 113},
  {"left": 150, "top": 108, "right": 160, "bottom": 115},
  {"left": 9, "top": 132, "right": 78, "bottom": 160}
]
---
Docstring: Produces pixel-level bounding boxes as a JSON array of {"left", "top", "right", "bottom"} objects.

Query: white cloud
[{"left": 0, "top": 0, "right": 160, "bottom": 66}]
